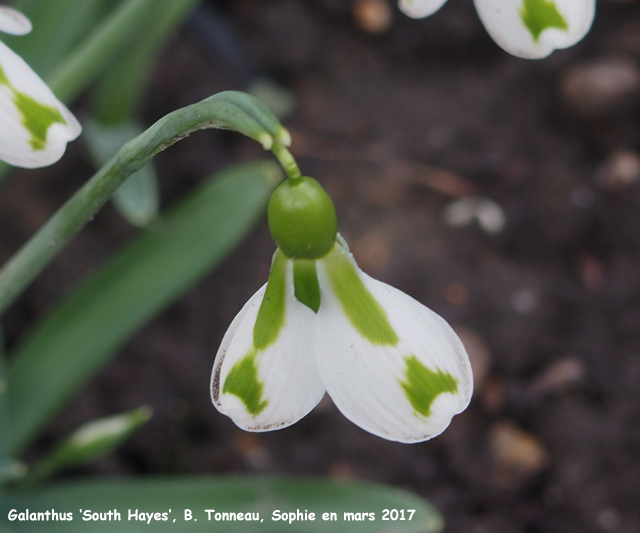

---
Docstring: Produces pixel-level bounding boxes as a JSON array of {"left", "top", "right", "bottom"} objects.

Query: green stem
[
  {"left": 271, "top": 142, "right": 302, "bottom": 182},
  {"left": 0, "top": 91, "right": 287, "bottom": 315}
]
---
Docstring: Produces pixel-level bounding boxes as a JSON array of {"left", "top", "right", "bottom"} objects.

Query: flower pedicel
[{"left": 211, "top": 164, "right": 473, "bottom": 443}]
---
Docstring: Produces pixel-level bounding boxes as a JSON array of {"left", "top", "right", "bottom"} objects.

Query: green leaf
[
  {"left": 111, "top": 167, "right": 160, "bottom": 227},
  {"left": 0, "top": 476, "right": 443, "bottom": 532},
  {"left": 91, "top": 0, "right": 202, "bottom": 126},
  {"left": 0, "top": 328, "right": 8, "bottom": 464},
  {"left": 18, "top": 407, "right": 152, "bottom": 489},
  {"left": 7, "top": 161, "right": 282, "bottom": 455},
  {"left": 6, "top": 0, "right": 106, "bottom": 77},
  {"left": 84, "top": 120, "right": 160, "bottom": 227},
  {"left": 46, "top": 0, "right": 177, "bottom": 103}
]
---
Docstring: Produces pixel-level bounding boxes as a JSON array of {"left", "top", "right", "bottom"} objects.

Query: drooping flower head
[
  {"left": 0, "top": 6, "right": 81, "bottom": 168},
  {"left": 399, "top": 0, "right": 596, "bottom": 59},
  {"left": 211, "top": 161, "right": 473, "bottom": 443}
]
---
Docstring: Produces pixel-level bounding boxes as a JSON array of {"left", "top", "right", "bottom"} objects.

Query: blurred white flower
[
  {"left": 0, "top": 6, "right": 81, "bottom": 168},
  {"left": 444, "top": 196, "right": 506, "bottom": 234},
  {"left": 399, "top": 0, "right": 596, "bottom": 59}
]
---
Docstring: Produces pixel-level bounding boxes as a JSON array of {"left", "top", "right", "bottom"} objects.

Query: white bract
[
  {"left": 0, "top": 6, "right": 81, "bottom": 168},
  {"left": 399, "top": 0, "right": 596, "bottom": 59},
  {"left": 211, "top": 239, "right": 473, "bottom": 443}
]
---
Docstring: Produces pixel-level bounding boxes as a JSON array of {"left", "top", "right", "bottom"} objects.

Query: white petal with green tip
[
  {"left": 211, "top": 260, "right": 326, "bottom": 432},
  {"left": 315, "top": 246, "right": 472, "bottom": 443},
  {"left": 0, "top": 41, "right": 81, "bottom": 168},
  {"left": 474, "top": 0, "right": 595, "bottom": 59},
  {"left": 398, "top": 0, "right": 449, "bottom": 18},
  {"left": 0, "top": 6, "right": 32, "bottom": 36}
]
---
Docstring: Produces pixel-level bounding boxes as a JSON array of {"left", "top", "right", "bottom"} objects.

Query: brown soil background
[{"left": 2, "top": 1, "right": 640, "bottom": 532}]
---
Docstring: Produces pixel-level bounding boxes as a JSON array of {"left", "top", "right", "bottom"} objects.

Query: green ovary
[
  {"left": 401, "top": 356, "right": 458, "bottom": 418},
  {"left": 0, "top": 63, "right": 67, "bottom": 151},
  {"left": 520, "top": 0, "right": 568, "bottom": 42},
  {"left": 223, "top": 350, "right": 268, "bottom": 415}
]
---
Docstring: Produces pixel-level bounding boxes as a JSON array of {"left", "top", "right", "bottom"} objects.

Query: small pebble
[
  {"left": 560, "top": 57, "right": 640, "bottom": 117},
  {"left": 489, "top": 421, "right": 549, "bottom": 486},
  {"left": 528, "top": 357, "right": 585, "bottom": 398},
  {"left": 597, "top": 149, "right": 640, "bottom": 190},
  {"left": 353, "top": 0, "right": 392, "bottom": 34}
]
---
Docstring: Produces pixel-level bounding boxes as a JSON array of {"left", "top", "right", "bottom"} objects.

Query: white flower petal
[
  {"left": 0, "top": 7, "right": 32, "bottom": 36},
  {"left": 474, "top": 0, "right": 595, "bottom": 59},
  {"left": 0, "top": 41, "right": 81, "bottom": 168},
  {"left": 211, "top": 259, "right": 326, "bottom": 432},
  {"left": 315, "top": 246, "right": 472, "bottom": 443},
  {"left": 398, "top": 0, "right": 449, "bottom": 18}
]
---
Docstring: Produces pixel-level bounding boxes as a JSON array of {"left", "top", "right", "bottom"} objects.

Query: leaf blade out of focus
[
  {"left": 7, "top": 160, "right": 282, "bottom": 454},
  {"left": 18, "top": 407, "right": 152, "bottom": 489},
  {"left": 1, "top": 476, "right": 443, "bottom": 533}
]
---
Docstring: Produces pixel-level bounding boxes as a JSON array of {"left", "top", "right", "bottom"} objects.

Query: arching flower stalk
[
  {"left": 399, "top": 0, "right": 596, "bottom": 59},
  {"left": 211, "top": 146, "right": 472, "bottom": 443},
  {"left": 0, "top": 6, "right": 81, "bottom": 168}
]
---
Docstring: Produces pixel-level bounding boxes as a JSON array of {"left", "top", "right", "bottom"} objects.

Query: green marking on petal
[
  {"left": 222, "top": 349, "right": 268, "bottom": 415},
  {"left": 519, "top": 0, "right": 569, "bottom": 42},
  {"left": 293, "top": 259, "right": 321, "bottom": 313},
  {"left": 14, "top": 91, "right": 67, "bottom": 150},
  {"left": 0, "top": 64, "right": 9, "bottom": 86},
  {"left": 0, "top": 63, "right": 67, "bottom": 151},
  {"left": 323, "top": 245, "right": 399, "bottom": 345},
  {"left": 253, "top": 248, "right": 287, "bottom": 350},
  {"left": 401, "top": 356, "right": 458, "bottom": 418}
]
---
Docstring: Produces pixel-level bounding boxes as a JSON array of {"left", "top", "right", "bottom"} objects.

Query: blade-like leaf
[
  {"left": 8, "top": 161, "right": 282, "bottom": 454},
  {"left": 84, "top": 120, "right": 160, "bottom": 226},
  {"left": 6, "top": 0, "right": 106, "bottom": 77},
  {"left": 18, "top": 407, "right": 152, "bottom": 489},
  {"left": 92, "top": 0, "right": 202, "bottom": 126},
  {"left": 46, "top": 0, "right": 171, "bottom": 103},
  {"left": 1, "top": 476, "right": 443, "bottom": 532}
]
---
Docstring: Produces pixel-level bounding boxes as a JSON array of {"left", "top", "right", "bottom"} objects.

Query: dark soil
[{"left": 2, "top": 1, "right": 640, "bottom": 532}]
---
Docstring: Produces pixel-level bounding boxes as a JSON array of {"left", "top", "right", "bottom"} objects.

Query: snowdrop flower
[
  {"left": 0, "top": 6, "right": 81, "bottom": 168},
  {"left": 399, "top": 0, "right": 596, "bottom": 59},
  {"left": 211, "top": 174, "right": 472, "bottom": 443}
]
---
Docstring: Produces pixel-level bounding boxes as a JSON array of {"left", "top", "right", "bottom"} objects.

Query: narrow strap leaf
[{"left": 7, "top": 161, "right": 281, "bottom": 454}]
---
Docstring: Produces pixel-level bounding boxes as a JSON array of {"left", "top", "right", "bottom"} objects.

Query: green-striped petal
[
  {"left": 474, "top": 0, "right": 595, "bottom": 59},
  {"left": 0, "top": 34, "right": 81, "bottom": 168},
  {"left": 211, "top": 254, "right": 325, "bottom": 431},
  {"left": 315, "top": 244, "right": 472, "bottom": 442}
]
